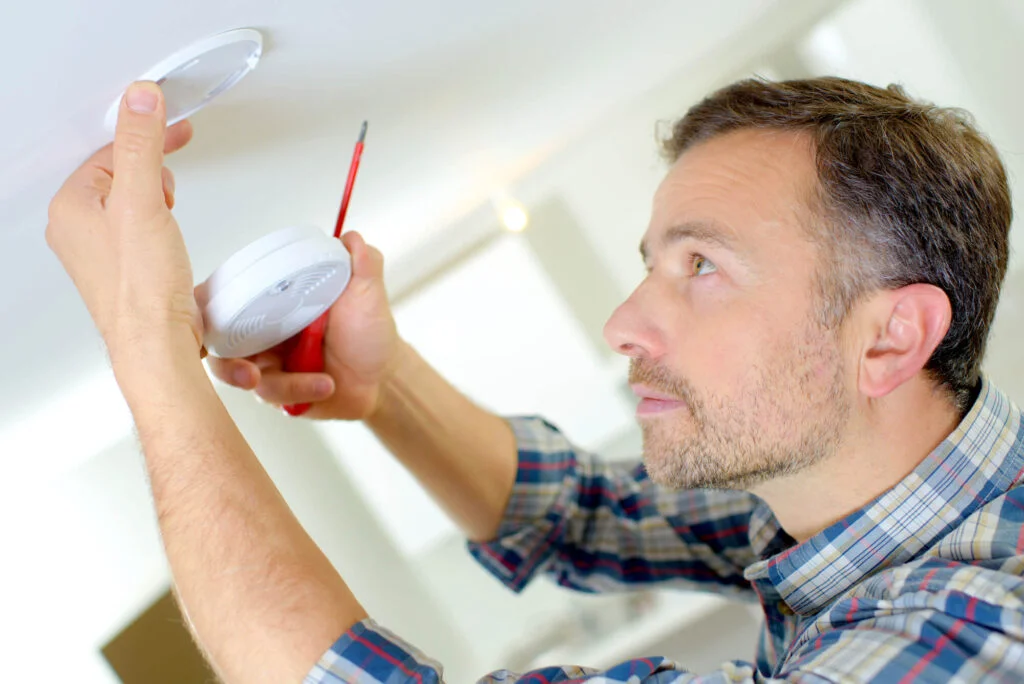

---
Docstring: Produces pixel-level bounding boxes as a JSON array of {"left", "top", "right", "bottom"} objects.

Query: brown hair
[{"left": 663, "top": 76, "right": 1012, "bottom": 410}]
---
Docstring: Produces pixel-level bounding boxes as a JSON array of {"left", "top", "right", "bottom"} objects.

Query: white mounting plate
[
  {"left": 105, "top": 28, "right": 263, "bottom": 133},
  {"left": 195, "top": 225, "right": 351, "bottom": 359}
]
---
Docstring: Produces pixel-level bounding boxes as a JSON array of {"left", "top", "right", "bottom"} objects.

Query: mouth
[{"left": 630, "top": 384, "right": 687, "bottom": 417}]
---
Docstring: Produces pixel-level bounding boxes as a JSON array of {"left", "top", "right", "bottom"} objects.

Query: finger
[
  {"left": 73, "top": 118, "right": 192, "bottom": 187},
  {"left": 65, "top": 118, "right": 190, "bottom": 210},
  {"left": 251, "top": 349, "right": 285, "bottom": 372},
  {"left": 254, "top": 371, "right": 335, "bottom": 406},
  {"left": 164, "top": 119, "right": 194, "bottom": 155},
  {"left": 162, "top": 167, "right": 176, "bottom": 209},
  {"left": 341, "top": 231, "right": 384, "bottom": 281},
  {"left": 109, "top": 81, "right": 168, "bottom": 215},
  {"left": 207, "top": 356, "right": 261, "bottom": 389}
]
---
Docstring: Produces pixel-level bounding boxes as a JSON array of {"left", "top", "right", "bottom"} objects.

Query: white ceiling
[{"left": 0, "top": 0, "right": 828, "bottom": 426}]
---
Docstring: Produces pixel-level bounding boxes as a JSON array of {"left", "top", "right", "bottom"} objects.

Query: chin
[
  {"left": 641, "top": 443, "right": 750, "bottom": 491},
  {"left": 640, "top": 449, "right": 684, "bottom": 488}
]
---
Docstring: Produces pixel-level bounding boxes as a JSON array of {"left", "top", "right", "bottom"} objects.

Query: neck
[{"left": 750, "top": 376, "right": 963, "bottom": 543}]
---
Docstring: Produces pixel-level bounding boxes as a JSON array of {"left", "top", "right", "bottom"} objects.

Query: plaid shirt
[{"left": 305, "top": 377, "right": 1024, "bottom": 682}]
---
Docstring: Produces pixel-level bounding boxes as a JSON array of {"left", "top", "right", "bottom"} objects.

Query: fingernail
[
  {"left": 233, "top": 367, "right": 251, "bottom": 387},
  {"left": 126, "top": 83, "right": 159, "bottom": 114},
  {"left": 315, "top": 378, "right": 334, "bottom": 396}
]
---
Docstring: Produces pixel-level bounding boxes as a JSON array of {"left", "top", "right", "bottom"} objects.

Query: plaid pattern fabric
[{"left": 306, "top": 377, "right": 1024, "bottom": 682}]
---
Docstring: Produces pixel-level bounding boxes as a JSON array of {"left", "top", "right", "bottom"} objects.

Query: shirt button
[{"left": 777, "top": 601, "right": 794, "bottom": 616}]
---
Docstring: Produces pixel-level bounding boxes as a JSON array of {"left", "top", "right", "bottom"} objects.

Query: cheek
[{"left": 665, "top": 301, "right": 769, "bottom": 386}]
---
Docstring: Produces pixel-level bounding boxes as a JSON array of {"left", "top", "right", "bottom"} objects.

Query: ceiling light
[
  {"left": 492, "top": 194, "right": 529, "bottom": 232},
  {"left": 502, "top": 205, "right": 529, "bottom": 232}
]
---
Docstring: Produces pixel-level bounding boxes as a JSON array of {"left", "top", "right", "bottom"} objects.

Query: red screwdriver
[{"left": 282, "top": 121, "right": 368, "bottom": 416}]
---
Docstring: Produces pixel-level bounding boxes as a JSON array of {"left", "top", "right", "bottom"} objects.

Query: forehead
[{"left": 646, "top": 128, "right": 819, "bottom": 252}]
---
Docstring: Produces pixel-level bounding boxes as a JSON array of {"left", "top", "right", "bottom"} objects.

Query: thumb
[
  {"left": 342, "top": 231, "right": 384, "bottom": 282},
  {"left": 109, "top": 81, "right": 168, "bottom": 216}
]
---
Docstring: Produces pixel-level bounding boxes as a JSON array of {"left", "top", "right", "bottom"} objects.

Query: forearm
[
  {"left": 366, "top": 340, "right": 518, "bottom": 542},
  {"left": 112, "top": 330, "right": 366, "bottom": 683}
]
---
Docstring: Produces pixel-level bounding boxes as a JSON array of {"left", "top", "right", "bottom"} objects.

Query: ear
[{"left": 859, "top": 284, "right": 952, "bottom": 398}]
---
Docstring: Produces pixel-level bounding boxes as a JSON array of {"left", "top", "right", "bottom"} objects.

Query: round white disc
[
  {"left": 105, "top": 28, "right": 263, "bottom": 133},
  {"left": 195, "top": 225, "right": 351, "bottom": 359}
]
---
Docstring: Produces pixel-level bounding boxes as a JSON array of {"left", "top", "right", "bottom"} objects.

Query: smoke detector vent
[{"left": 195, "top": 225, "right": 351, "bottom": 359}]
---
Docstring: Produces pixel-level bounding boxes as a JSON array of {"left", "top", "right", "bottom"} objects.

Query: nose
[{"left": 603, "top": 283, "right": 665, "bottom": 360}]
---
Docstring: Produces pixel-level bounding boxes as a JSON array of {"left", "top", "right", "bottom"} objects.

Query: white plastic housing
[
  {"left": 195, "top": 225, "right": 351, "bottom": 358},
  {"left": 105, "top": 28, "right": 263, "bottom": 133}
]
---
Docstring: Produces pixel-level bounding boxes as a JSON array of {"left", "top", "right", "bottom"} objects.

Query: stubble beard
[{"left": 630, "top": 325, "right": 849, "bottom": 491}]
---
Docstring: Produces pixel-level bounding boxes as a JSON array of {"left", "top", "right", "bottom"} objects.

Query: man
[{"left": 46, "top": 75, "right": 1023, "bottom": 682}]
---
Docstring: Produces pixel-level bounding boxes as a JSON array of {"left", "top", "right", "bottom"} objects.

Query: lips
[{"left": 631, "top": 384, "right": 687, "bottom": 416}]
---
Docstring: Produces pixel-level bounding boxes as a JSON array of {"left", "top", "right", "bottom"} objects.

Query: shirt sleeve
[
  {"left": 302, "top": 617, "right": 775, "bottom": 684},
  {"left": 466, "top": 416, "right": 762, "bottom": 596},
  {"left": 305, "top": 603, "right": 1024, "bottom": 683}
]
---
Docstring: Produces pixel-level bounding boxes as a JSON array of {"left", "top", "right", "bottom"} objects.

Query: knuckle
[
  {"left": 252, "top": 352, "right": 282, "bottom": 372},
  {"left": 47, "top": 193, "right": 66, "bottom": 224},
  {"left": 45, "top": 198, "right": 71, "bottom": 249},
  {"left": 44, "top": 221, "right": 57, "bottom": 250},
  {"left": 206, "top": 358, "right": 229, "bottom": 379},
  {"left": 255, "top": 376, "right": 289, "bottom": 403},
  {"left": 107, "top": 193, "right": 160, "bottom": 220},
  {"left": 253, "top": 392, "right": 275, "bottom": 407},
  {"left": 253, "top": 385, "right": 277, "bottom": 404},
  {"left": 117, "top": 129, "right": 154, "bottom": 156}
]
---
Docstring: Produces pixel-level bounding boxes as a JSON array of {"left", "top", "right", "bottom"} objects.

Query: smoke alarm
[
  {"left": 195, "top": 226, "right": 351, "bottom": 359},
  {"left": 105, "top": 28, "right": 264, "bottom": 133}
]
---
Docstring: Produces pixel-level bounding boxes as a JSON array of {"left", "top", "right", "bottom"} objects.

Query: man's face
[{"left": 604, "top": 129, "right": 852, "bottom": 491}]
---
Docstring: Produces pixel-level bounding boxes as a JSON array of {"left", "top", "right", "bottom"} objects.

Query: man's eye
[{"left": 692, "top": 255, "right": 717, "bottom": 276}]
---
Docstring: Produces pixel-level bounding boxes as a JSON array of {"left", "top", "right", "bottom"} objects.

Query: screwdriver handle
[{"left": 281, "top": 311, "right": 329, "bottom": 416}]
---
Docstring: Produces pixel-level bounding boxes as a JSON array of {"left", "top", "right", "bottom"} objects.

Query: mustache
[{"left": 628, "top": 359, "right": 697, "bottom": 405}]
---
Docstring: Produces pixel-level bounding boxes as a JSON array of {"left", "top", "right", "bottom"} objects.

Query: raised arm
[
  {"left": 46, "top": 82, "right": 365, "bottom": 683},
  {"left": 115, "top": 327, "right": 365, "bottom": 681},
  {"left": 362, "top": 339, "right": 520, "bottom": 541},
  {"left": 207, "top": 230, "right": 521, "bottom": 543}
]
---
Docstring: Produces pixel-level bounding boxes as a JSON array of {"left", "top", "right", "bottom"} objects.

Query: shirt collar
[{"left": 744, "top": 376, "right": 1024, "bottom": 615}]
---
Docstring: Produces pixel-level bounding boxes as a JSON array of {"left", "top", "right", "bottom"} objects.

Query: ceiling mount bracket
[{"left": 104, "top": 28, "right": 264, "bottom": 133}]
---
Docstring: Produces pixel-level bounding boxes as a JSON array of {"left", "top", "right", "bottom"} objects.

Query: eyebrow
[{"left": 639, "top": 220, "right": 739, "bottom": 263}]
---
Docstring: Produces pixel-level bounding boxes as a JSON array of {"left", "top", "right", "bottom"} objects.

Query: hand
[
  {"left": 46, "top": 81, "right": 201, "bottom": 364},
  {"left": 207, "top": 230, "right": 402, "bottom": 421}
]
